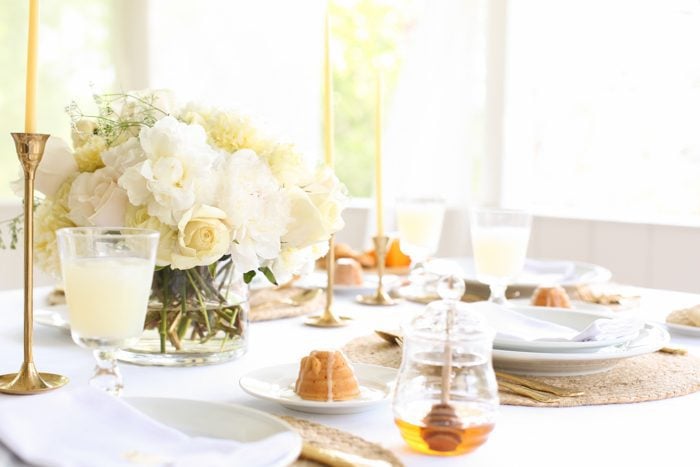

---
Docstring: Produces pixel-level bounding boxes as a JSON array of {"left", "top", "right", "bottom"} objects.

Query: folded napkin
[
  {"left": 0, "top": 387, "right": 298, "bottom": 467},
  {"left": 519, "top": 259, "right": 577, "bottom": 284},
  {"left": 472, "top": 302, "right": 643, "bottom": 343}
]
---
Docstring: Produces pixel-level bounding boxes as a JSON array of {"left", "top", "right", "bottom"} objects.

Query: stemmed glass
[
  {"left": 396, "top": 197, "right": 446, "bottom": 298},
  {"left": 57, "top": 227, "right": 159, "bottom": 396},
  {"left": 469, "top": 207, "right": 532, "bottom": 304}
]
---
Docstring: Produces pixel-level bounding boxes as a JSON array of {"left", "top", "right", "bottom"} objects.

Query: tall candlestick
[
  {"left": 374, "top": 71, "right": 384, "bottom": 237},
  {"left": 25, "top": 0, "right": 39, "bottom": 133},
  {"left": 323, "top": 10, "right": 334, "bottom": 167}
]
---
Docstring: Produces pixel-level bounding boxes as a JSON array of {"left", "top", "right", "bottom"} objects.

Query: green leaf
[
  {"left": 243, "top": 270, "right": 256, "bottom": 284},
  {"left": 258, "top": 266, "right": 278, "bottom": 286}
]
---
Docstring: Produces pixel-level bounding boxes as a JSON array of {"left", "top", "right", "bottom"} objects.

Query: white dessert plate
[
  {"left": 492, "top": 322, "right": 669, "bottom": 376},
  {"left": 35, "top": 305, "right": 70, "bottom": 332},
  {"left": 296, "top": 272, "right": 400, "bottom": 294},
  {"left": 664, "top": 322, "right": 700, "bottom": 338},
  {"left": 508, "top": 298, "right": 613, "bottom": 313},
  {"left": 490, "top": 306, "right": 634, "bottom": 353},
  {"left": 457, "top": 257, "right": 612, "bottom": 288},
  {"left": 240, "top": 363, "right": 396, "bottom": 414},
  {"left": 125, "top": 397, "right": 301, "bottom": 467}
]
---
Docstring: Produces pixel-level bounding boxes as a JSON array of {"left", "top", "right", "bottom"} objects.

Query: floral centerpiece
[{"left": 24, "top": 90, "right": 346, "bottom": 365}]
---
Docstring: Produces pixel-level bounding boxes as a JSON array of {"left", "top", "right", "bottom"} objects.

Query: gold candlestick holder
[
  {"left": 356, "top": 235, "right": 399, "bottom": 306},
  {"left": 304, "top": 234, "right": 352, "bottom": 327},
  {"left": 0, "top": 133, "right": 69, "bottom": 395}
]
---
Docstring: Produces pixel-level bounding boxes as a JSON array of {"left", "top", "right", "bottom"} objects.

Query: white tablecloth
[{"left": 0, "top": 286, "right": 698, "bottom": 467}]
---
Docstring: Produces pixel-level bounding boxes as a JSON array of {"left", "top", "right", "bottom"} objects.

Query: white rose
[
  {"left": 67, "top": 167, "right": 128, "bottom": 226},
  {"left": 170, "top": 205, "right": 232, "bottom": 270},
  {"left": 283, "top": 187, "right": 328, "bottom": 248},
  {"left": 11, "top": 137, "right": 78, "bottom": 198}
]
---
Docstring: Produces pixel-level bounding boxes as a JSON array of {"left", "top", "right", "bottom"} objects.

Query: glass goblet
[
  {"left": 469, "top": 207, "right": 532, "bottom": 304},
  {"left": 56, "top": 227, "right": 159, "bottom": 396},
  {"left": 396, "top": 197, "right": 446, "bottom": 298}
]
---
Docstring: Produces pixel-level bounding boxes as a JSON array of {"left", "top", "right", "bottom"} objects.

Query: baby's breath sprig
[{"left": 66, "top": 92, "right": 170, "bottom": 148}]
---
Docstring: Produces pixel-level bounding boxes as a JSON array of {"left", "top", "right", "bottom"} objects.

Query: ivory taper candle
[
  {"left": 25, "top": 0, "right": 39, "bottom": 133},
  {"left": 374, "top": 71, "right": 384, "bottom": 237},
  {"left": 323, "top": 9, "right": 334, "bottom": 167}
]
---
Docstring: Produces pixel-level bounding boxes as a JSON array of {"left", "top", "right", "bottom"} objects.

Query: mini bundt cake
[
  {"left": 294, "top": 350, "right": 360, "bottom": 401},
  {"left": 334, "top": 258, "right": 364, "bottom": 286},
  {"left": 530, "top": 285, "right": 572, "bottom": 308}
]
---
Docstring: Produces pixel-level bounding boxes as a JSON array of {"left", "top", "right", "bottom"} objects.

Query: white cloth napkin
[
  {"left": 0, "top": 387, "right": 298, "bottom": 467},
  {"left": 519, "top": 259, "right": 577, "bottom": 284},
  {"left": 472, "top": 302, "right": 643, "bottom": 343}
]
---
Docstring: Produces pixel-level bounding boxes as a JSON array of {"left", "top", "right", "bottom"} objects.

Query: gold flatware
[
  {"left": 374, "top": 329, "right": 403, "bottom": 346},
  {"left": 257, "top": 288, "right": 321, "bottom": 309},
  {"left": 498, "top": 381, "right": 561, "bottom": 403},
  {"left": 496, "top": 371, "right": 584, "bottom": 397},
  {"left": 301, "top": 443, "right": 392, "bottom": 467},
  {"left": 659, "top": 346, "right": 688, "bottom": 356}
]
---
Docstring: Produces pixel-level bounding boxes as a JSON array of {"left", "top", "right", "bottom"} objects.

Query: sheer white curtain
[{"left": 384, "top": 0, "right": 485, "bottom": 208}]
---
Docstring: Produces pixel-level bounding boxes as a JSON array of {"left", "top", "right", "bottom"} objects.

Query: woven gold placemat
[
  {"left": 250, "top": 287, "right": 325, "bottom": 322},
  {"left": 342, "top": 334, "right": 700, "bottom": 407},
  {"left": 280, "top": 416, "right": 403, "bottom": 467}
]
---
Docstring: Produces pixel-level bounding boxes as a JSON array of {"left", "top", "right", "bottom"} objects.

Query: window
[
  {"left": 0, "top": 1, "right": 116, "bottom": 198},
  {"left": 502, "top": 0, "right": 700, "bottom": 224}
]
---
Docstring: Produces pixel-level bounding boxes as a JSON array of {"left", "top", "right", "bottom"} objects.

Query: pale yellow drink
[
  {"left": 397, "top": 204, "right": 445, "bottom": 258},
  {"left": 63, "top": 257, "right": 153, "bottom": 346},
  {"left": 471, "top": 227, "right": 530, "bottom": 285}
]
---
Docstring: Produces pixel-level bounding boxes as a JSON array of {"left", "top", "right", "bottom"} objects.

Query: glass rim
[{"left": 56, "top": 227, "right": 160, "bottom": 239}]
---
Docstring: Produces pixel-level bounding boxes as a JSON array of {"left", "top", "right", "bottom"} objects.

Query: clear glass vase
[{"left": 118, "top": 258, "right": 249, "bottom": 366}]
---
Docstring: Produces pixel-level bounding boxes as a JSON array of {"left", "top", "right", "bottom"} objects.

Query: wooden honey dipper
[{"left": 420, "top": 275, "right": 464, "bottom": 452}]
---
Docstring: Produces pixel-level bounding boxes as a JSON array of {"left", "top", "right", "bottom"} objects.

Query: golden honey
[{"left": 395, "top": 418, "right": 494, "bottom": 456}]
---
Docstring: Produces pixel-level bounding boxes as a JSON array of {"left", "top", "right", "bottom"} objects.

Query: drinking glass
[
  {"left": 469, "top": 207, "right": 532, "bottom": 304},
  {"left": 57, "top": 227, "right": 159, "bottom": 395},
  {"left": 396, "top": 197, "right": 446, "bottom": 298}
]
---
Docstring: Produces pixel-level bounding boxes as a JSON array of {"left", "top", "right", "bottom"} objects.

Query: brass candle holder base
[
  {"left": 356, "top": 235, "right": 399, "bottom": 306},
  {"left": 0, "top": 363, "right": 69, "bottom": 395},
  {"left": 0, "top": 133, "right": 69, "bottom": 395},
  {"left": 304, "top": 235, "right": 351, "bottom": 328}
]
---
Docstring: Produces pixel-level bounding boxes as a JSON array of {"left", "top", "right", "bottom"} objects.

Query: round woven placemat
[
  {"left": 342, "top": 334, "right": 700, "bottom": 407},
  {"left": 249, "top": 287, "right": 325, "bottom": 322},
  {"left": 280, "top": 416, "right": 403, "bottom": 467}
]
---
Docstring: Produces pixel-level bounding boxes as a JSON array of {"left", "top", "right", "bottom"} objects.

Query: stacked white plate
[{"left": 483, "top": 305, "right": 669, "bottom": 376}]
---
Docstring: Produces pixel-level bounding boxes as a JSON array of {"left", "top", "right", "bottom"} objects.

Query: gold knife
[{"left": 300, "top": 443, "right": 393, "bottom": 467}]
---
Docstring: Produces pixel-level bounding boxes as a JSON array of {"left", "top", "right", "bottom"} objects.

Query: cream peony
[
  {"left": 170, "top": 205, "right": 231, "bottom": 270},
  {"left": 217, "top": 149, "right": 290, "bottom": 273},
  {"left": 34, "top": 178, "right": 76, "bottom": 275},
  {"left": 67, "top": 167, "right": 129, "bottom": 227},
  {"left": 74, "top": 135, "right": 107, "bottom": 172},
  {"left": 12, "top": 137, "right": 79, "bottom": 198},
  {"left": 118, "top": 116, "right": 220, "bottom": 226},
  {"left": 71, "top": 119, "right": 99, "bottom": 148}
]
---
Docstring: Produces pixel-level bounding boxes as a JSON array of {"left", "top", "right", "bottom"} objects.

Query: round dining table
[{"left": 0, "top": 285, "right": 698, "bottom": 467}]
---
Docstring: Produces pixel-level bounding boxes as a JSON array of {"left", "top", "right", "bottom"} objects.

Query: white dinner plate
[
  {"left": 664, "top": 322, "right": 700, "bottom": 338},
  {"left": 490, "top": 306, "right": 635, "bottom": 353},
  {"left": 240, "top": 363, "right": 396, "bottom": 414},
  {"left": 492, "top": 322, "right": 669, "bottom": 376},
  {"left": 296, "top": 272, "right": 400, "bottom": 294},
  {"left": 458, "top": 257, "right": 612, "bottom": 288},
  {"left": 35, "top": 305, "right": 70, "bottom": 332},
  {"left": 508, "top": 298, "right": 613, "bottom": 314},
  {"left": 125, "top": 397, "right": 301, "bottom": 467}
]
